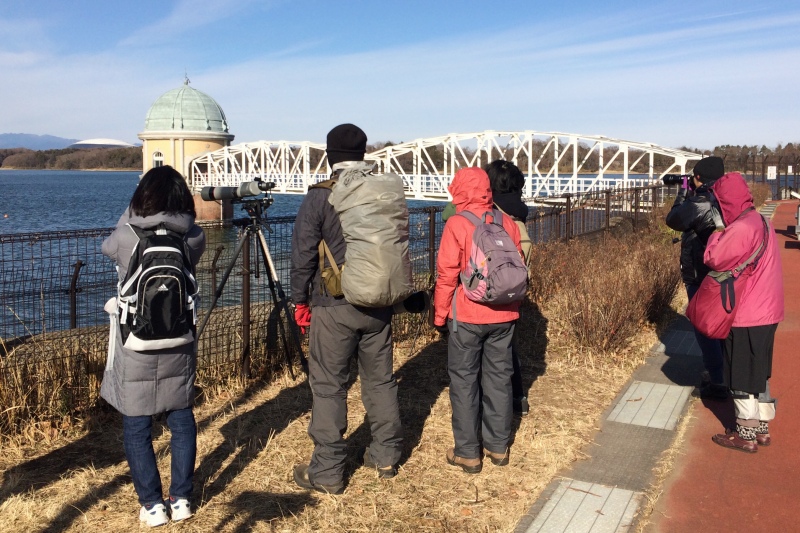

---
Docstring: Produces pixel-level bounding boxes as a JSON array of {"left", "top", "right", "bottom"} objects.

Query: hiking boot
[
  {"left": 699, "top": 382, "right": 729, "bottom": 401},
  {"left": 362, "top": 449, "right": 398, "bottom": 479},
  {"left": 756, "top": 421, "right": 771, "bottom": 446},
  {"left": 483, "top": 447, "right": 510, "bottom": 466},
  {"left": 139, "top": 502, "right": 169, "bottom": 528},
  {"left": 513, "top": 396, "right": 529, "bottom": 416},
  {"left": 712, "top": 428, "right": 757, "bottom": 453},
  {"left": 169, "top": 496, "right": 192, "bottom": 522},
  {"left": 292, "top": 464, "right": 344, "bottom": 495},
  {"left": 446, "top": 448, "right": 482, "bottom": 474}
]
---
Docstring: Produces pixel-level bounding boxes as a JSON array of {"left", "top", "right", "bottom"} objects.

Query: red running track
[{"left": 648, "top": 200, "right": 800, "bottom": 531}]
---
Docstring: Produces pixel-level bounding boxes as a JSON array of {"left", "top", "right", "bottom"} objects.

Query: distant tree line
[{"left": 0, "top": 147, "right": 142, "bottom": 170}]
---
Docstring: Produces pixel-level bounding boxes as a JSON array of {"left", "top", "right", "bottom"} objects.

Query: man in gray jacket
[{"left": 290, "top": 124, "right": 402, "bottom": 494}]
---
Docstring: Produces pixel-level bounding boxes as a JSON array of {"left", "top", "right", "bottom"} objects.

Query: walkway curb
[{"left": 515, "top": 201, "right": 786, "bottom": 533}]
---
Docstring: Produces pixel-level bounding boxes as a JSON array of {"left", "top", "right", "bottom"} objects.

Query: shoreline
[{"left": 0, "top": 167, "right": 139, "bottom": 172}]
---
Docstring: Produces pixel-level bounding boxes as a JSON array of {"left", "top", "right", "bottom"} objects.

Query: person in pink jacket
[
  {"left": 704, "top": 172, "right": 784, "bottom": 453},
  {"left": 433, "top": 167, "right": 523, "bottom": 473}
]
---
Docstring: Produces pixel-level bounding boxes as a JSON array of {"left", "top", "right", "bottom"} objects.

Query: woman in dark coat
[{"left": 101, "top": 165, "right": 205, "bottom": 526}]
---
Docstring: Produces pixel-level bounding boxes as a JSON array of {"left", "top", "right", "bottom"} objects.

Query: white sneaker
[
  {"left": 169, "top": 497, "right": 193, "bottom": 522},
  {"left": 139, "top": 502, "right": 169, "bottom": 527}
]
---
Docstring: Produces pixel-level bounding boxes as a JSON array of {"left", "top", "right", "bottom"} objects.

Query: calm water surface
[{"left": 0, "top": 169, "right": 349, "bottom": 234}]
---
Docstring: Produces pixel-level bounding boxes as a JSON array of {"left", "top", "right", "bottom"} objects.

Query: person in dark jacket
[
  {"left": 101, "top": 166, "right": 205, "bottom": 527},
  {"left": 665, "top": 156, "right": 726, "bottom": 400},
  {"left": 485, "top": 160, "right": 532, "bottom": 415},
  {"left": 290, "top": 124, "right": 402, "bottom": 494}
]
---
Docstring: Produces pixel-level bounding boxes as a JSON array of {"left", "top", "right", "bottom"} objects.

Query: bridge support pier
[{"left": 193, "top": 194, "right": 233, "bottom": 221}]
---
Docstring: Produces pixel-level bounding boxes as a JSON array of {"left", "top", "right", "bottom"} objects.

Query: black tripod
[{"left": 196, "top": 192, "right": 308, "bottom": 379}]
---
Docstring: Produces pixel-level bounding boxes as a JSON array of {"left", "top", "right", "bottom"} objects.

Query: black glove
[{"left": 435, "top": 324, "right": 449, "bottom": 336}]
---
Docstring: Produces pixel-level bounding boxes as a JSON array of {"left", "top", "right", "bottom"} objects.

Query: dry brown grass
[
  {"left": 749, "top": 181, "right": 772, "bottom": 208},
  {"left": 0, "top": 220, "right": 680, "bottom": 532},
  {"left": 0, "top": 320, "right": 661, "bottom": 533}
]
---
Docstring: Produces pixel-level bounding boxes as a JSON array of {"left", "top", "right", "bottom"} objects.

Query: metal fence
[{"left": 0, "top": 184, "right": 669, "bottom": 432}]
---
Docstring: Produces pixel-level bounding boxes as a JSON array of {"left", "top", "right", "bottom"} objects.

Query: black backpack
[{"left": 117, "top": 223, "right": 198, "bottom": 351}]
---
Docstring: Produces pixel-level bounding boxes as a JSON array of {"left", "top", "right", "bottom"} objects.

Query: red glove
[{"left": 294, "top": 303, "right": 311, "bottom": 334}]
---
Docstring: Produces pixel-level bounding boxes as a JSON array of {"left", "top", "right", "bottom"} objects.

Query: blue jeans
[
  {"left": 686, "top": 284, "right": 725, "bottom": 384},
  {"left": 123, "top": 408, "right": 196, "bottom": 507}
]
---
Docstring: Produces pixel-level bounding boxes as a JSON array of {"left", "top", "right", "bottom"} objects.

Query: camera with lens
[
  {"left": 200, "top": 179, "right": 276, "bottom": 201},
  {"left": 662, "top": 174, "right": 691, "bottom": 186}
]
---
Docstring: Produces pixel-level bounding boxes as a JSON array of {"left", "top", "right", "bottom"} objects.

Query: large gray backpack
[{"left": 328, "top": 161, "right": 415, "bottom": 307}]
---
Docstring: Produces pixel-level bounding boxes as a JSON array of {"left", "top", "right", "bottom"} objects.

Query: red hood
[
  {"left": 710, "top": 172, "right": 754, "bottom": 225},
  {"left": 448, "top": 167, "right": 493, "bottom": 213}
]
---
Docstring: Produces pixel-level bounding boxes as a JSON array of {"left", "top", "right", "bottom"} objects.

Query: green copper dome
[{"left": 143, "top": 81, "right": 230, "bottom": 133}]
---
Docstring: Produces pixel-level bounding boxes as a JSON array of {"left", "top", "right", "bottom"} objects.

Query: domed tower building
[{"left": 138, "top": 78, "right": 234, "bottom": 220}]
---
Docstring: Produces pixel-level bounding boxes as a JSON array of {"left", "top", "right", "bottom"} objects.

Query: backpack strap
[
  {"left": 318, "top": 239, "right": 341, "bottom": 295},
  {"left": 309, "top": 177, "right": 338, "bottom": 191}
]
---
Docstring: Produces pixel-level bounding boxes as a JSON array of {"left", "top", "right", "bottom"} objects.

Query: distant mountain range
[{"left": 0, "top": 133, "right": 80, "bottom": 150}]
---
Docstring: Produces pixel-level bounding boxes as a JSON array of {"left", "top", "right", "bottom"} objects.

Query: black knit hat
[
  {"left": 692, "top": 156, "right": 725, "bottom": 183},
  {"left": 326, "top": 123, "right": 367, "bottom": 166}
]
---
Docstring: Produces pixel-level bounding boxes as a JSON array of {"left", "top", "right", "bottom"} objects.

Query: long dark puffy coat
[{"left": 664, "top": 185, "right": 717, "bottom": 286}]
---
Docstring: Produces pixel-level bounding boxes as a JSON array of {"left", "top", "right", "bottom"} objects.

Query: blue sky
[{"left": 1, "top": 0, "right": 798, "bottom": 150}]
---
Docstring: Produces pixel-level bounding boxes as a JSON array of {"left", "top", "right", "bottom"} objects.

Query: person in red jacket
[
  {"left": 704, "top": 172, "right": 784, "bottom": 453},
  {"left": 433, "top": 167, "right": 523, "bottom": 473}
]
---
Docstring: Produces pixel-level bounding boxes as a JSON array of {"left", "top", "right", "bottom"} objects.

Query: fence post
[
  {"left": 605, "top": 190, "right": 611, "bottom": 232},
  {"left": 653, "top": 186, "right": 660, "bottom": 225},
  {"left": 633, "top": 188, "right": 640, "bottom": 230},
  {"left": 565, "top": 194, "right": 572, "bottom": 241},
  {"left": 67, "top": 260, "right": 84, "bottom": 329},
  {"left": 241, "top": 232, "right": 252, "bottom": 380},
  {"left": 210, "top": 245, "right": 224, "bottom": 294},
  {"left": 428, "top": 207, "right": 437, "bottom": 286}
]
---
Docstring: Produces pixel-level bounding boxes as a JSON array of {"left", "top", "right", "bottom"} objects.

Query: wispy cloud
[
  {"left": 118, "top": 0, "right": 268, "bottom": 48},
  {"left": 2, "top": 2, "right": 798, "bottom": 149}
]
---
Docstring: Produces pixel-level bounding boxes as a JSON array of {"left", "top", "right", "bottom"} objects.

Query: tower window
[{"left": 153, "top": 151, "right": 164, "bottom": 168}]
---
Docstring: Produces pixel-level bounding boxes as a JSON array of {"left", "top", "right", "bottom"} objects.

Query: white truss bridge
[{"left": 190, "top": 130, "right": 701, "bottom": 201}]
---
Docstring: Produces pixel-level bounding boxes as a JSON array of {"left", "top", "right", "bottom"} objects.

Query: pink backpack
[{"left": 455, "top": 209, "right": 528, "bottom": 305}]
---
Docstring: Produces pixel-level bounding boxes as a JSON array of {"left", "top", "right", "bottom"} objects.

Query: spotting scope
[{"left": 200, "top": 180, "right": 276, "bottom": 201}]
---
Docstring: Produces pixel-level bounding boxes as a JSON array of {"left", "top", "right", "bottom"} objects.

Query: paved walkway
[{"left": 514, "top": 200, "right": 799, "bottom": 533}]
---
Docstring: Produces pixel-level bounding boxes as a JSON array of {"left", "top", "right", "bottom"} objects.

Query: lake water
[{"left": 0, "top": 169, "right": 450, "bottom": 235}]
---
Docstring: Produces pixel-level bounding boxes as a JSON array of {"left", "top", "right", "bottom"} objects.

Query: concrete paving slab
[
  {"left": 607, "top": 381, "right": 692, "bottom": 430},
  {"left": 659, "top": 329, "right": 702, "bottom": 357},
  {"left": 523, "top": 479, "right": 642, "bottom": 533}
]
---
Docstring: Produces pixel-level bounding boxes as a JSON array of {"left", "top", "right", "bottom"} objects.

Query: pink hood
[
  {"left": 449, "top": 167, "right": 494, "bottom": 215},
  {"left": 711, "top": 172, "right": 755, "bottom": 226},
  {"left": 704, "top": 172, "right": 783, "bottom": 327}
]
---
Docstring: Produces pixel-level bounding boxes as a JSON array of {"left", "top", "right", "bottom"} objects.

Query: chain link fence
[{"left": 1, "top": 185, "right": 668, "bottom": 434}]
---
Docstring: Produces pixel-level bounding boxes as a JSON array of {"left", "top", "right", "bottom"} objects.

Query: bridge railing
[{"left": 0, "top": 184, "right": 669, "bottom": 434}]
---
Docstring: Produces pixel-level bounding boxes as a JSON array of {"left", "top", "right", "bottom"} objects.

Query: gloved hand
[
  {"left": 294, "top": 303, "right": 312, "bottom": 334},
  {"left": 434, "top": 323, "right": 449, "bottom": 337},
  {"left": 681, "top": 176, "right": 690, "bottom": 190}
]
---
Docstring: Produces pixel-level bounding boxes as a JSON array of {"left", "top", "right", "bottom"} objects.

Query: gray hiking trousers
[
  {"left": 447, "top": 319, "right": 514, "bottom": 459},
  {"left": 307, "top": 304, "right": 402, "bottom": 485}
]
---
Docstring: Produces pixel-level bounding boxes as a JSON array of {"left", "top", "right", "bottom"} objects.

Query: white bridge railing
[{"left": 190, "top": 130, "right": 702, "bottom": 199}]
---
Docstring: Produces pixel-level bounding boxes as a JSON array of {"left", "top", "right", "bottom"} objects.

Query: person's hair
[
  {"left": 484, "top": 160, "right": 524, "bottom": 194},
  {"left": 129, "top": 165, "right": 196, "bottom": 218}
]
